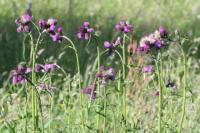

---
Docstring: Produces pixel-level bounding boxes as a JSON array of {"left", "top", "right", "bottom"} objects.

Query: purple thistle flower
[
  {"left": 113, "top": 37, "right": 121, "bottom": 47},
  {"left": 159, "top": 26, "right": 168, "bottom": 38},
  {"left": 50, "top": 26, "right": 63, "bottom": 43},
  {"left": 47, "top": 18, "right": 57, "bottom": 26},
  {"left": 12, "top": 75, "right": 18, "bottom": 85},
  {"left": 104, "top": 37, "right": 121, "bottom": 55},
  {"left": 10, "top": 65, "right": 27, "bottom": 85},
  {"left": 82, "top": 83, "right": 97, "bottom": 100},
  {"left": 35, "top": 64, "right": 44, "bottom": 73},
  {"left": 17, "top": 65, "right": 26, "bottom": 74},
  {"left": 25, "top": 67, "right": 32, "bottom": 74},
  {"left": 142, "top": 65, "right": 153, "bottom": 74},
  {"left": 38, "top": 19, "right": 47, "bottom": 30},
  {"left": 115, "top": 20, "right": 133, "bottom": 34},
  {"left": 104, "top": 41, "right": 112, "bottom": 49},
  {"left": 97, "top": 66, "right": 115, "bottom": 85},
  {"left": 137, "top": 27, "right": 168, "bottom": 54},
  {"left": 15, "top": 13, "right": 32, "bottom": 33},
  {"left": 44, "top": 63, "right": 57, "bottom": 73},
  {"left": 77, "top": 21, "right": 94, "bottom": 40}
]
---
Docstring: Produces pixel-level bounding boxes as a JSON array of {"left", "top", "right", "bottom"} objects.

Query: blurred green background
[{"left": 0, "top": 0, "right": 200, "bottom": 84}]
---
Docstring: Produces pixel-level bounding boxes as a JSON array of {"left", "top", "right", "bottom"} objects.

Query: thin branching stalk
[
  {"left": 29, "top": 30, "right": 43, "bottom": 132},
  {"left": 24, "top": 83, "right": 28, "bottom": 133},
  {"left": 68, "top": 82, "right": 72, "bottom": 132},
  {"left": 103, "top": 86, "right": 106, "bottom": 133},
  {"left": 95, "top": 38, "right": 101, "bottom": 131},
  {"left": 154, "top": 52, "right": 163, "bottom": 133},
  {"left": 61, "top": 36, "right": 84, "bottom": 131},
  {"left": 122, "top": 34, "right": 126, "bottom": 130},
  {"left": 178, "top": 39, "right": 187, "bottom": 133}
]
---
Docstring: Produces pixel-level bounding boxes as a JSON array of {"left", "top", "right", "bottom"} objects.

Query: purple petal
[{"left": 104, "top": 41, "right": 112, "bottom": 49}]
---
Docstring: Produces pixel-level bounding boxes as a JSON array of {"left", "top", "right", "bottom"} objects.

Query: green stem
[
  {"left": 96, "top": 45, "right": 100, "bottom": 131},
  {"left": 30, "top": 33, "right": 36, "bottom": 132},
  {"left": 122, "top": 34, "right": 126, "bottom": 129},
  {"left": 24, "top": 84, "right": 28, "bottom": 133},
  {"left": 178, "top": 43, "right": 187, "bottom": 133},
  {"left": 30, "top": 31, "right": 42, "bottom": 132},
  {"left": 155, "top": 53, "right": 162, "bottom": 133},
  {"left": 62, "top": 36, "right": 84, "bottom": 131},
  {"left": 103, "top": 87, "right": 106, "bottom": 133},
  {"left": 68, "top": 82, "right": 71, "bottom": 132}
]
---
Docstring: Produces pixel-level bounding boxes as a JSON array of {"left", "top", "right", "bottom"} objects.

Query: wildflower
[
  {"left": 96, "top": 66, "right": 115, "bottom": 85},
  {"left": 11, "top": 65, "right": 27, "bottom": 85},
  {"left": 15, "top": 13, "right": 32, "bottom": 33},
  {"left": 25, "top": 67, "right": 32, "bottom": 74},
  {"left": 82, "top": 83, "right": 97, "bottom": 100},
  {"left": 35, "top": 64, "right": 44, "bottom": 73},
  {"left": 44, "top": 63, "right": 57, "bottom": 72},
  {"left": 104, "top": 37, "right": 121, "bottom": 55},
  {"left": 137, "top": 27, "right": 168, "bottom": 53},
  {"left": 159, "top": 26, "right": 168, "bottom": 38},
  {"left": 50, "top": 26, "right": 63, "bottom": 43},
  {"left": 115, "top": 20, "right": 133, "bottom": 34},
  {"left": 165, "top": 79, "right": 177, "bottom": 90},
  {"left": 142, "top": 65, "right": 153, "bottom": 74},
  {"left": 38, "top": 18, "right": 57, "bottom": 32},
  {"left": 38, "top": 19, "right": 47, "bottom": 30},
  {"left": 77, "top": 21, "right": 94, "bottom": 40}
]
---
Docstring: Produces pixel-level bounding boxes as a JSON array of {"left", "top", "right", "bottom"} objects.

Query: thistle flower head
[
  {"left": 104, "top": 37, "right": 121, "bottom": 55},
  {"left": 77, "top": 21, "right": 94, "bottom": 40},
  {"left": 142, "top": 65, "right": 153, "bottom": 74},
  {"left": 44, "top": 63, "right": 57, "bottom": 73},
  {"left": 137, "top": 27, "right": 168, "bottom": 53},
  {"left": 82, "top": 83, "right": 97, "bottom": 100},
  {"left": 115, "top": 20, "right": 133, "bottom": 34},
  {"left": 10, "top": 65, "right": 27, "bottom": 85},
  {"left": 35, "top": 64, "right": 44, "bottom": 73},
  {"left": 15, "top": 13, "right": 32, "bottom": 33},
  {"left": 96, "top": 66, "right": 115, "bottom": 85},
  {"left": 50, "top": 26, "right": 63, "bottom": 43}
]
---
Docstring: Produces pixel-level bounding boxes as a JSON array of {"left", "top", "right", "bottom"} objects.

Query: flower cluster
[
  {"left": 104, "top": 37, "right": 121, "bottom": 55},
  {"left": 96, "top": 66, "right": 115, "bottom": 85},
  {"left": 38, "top": 18, "right": 63, "bottom": 43},
  {"left": 142, "top": 65, "right": 153, "bottom": 74},
  {"left": 82, "top": 66, "right": 115, "bottom": 100},
  {"left": 77, "top": 21, "right": 94, "bottom": 40},
  {"left": 11, "top": 63, "right": 57, "bottom": 85},
  {"left": 82, "top": 82, "right": 97, "bottom": 100},
  {"left": 35, "top": 63, "right": 57, "bottom": 73},
  {"left": 15, "top": 13, "right": 32, "bottom": 33},
  {"left": 137, "top": 27, "right": 168, "bottom": 53},
  {"left": 11, "top": 65, "right": 32, "bottom": 85},
  {"left": 115, "top": 20, "right": 133, "bottom": 34}
]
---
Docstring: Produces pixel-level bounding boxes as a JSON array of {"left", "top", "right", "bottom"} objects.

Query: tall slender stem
[
  {"left": 30, "top": 31, "right": 42, "bottom": 132},
  {"left": 155, "top": 53, "right": 162, "bottom": 133},
  {"left": 61, "top": 36, "right": 84, "bottom": 131},
  {"left": 30, "top": 33, "right": 36, "bottom": 132},
  {"left": 122, "top": 34, "right": 126, "bottom": 129},
  {"left": 96, "top": 45, "right": 100, "bottom": 131},
  {"left": 103, "top": 87, "right": 106, "bottom": 133},
  {"left": 178, "top": 43, "right": 187, "bottom": 133},
  {"left": 68, "top": 82, "right": 72, "bottom": 132}
]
